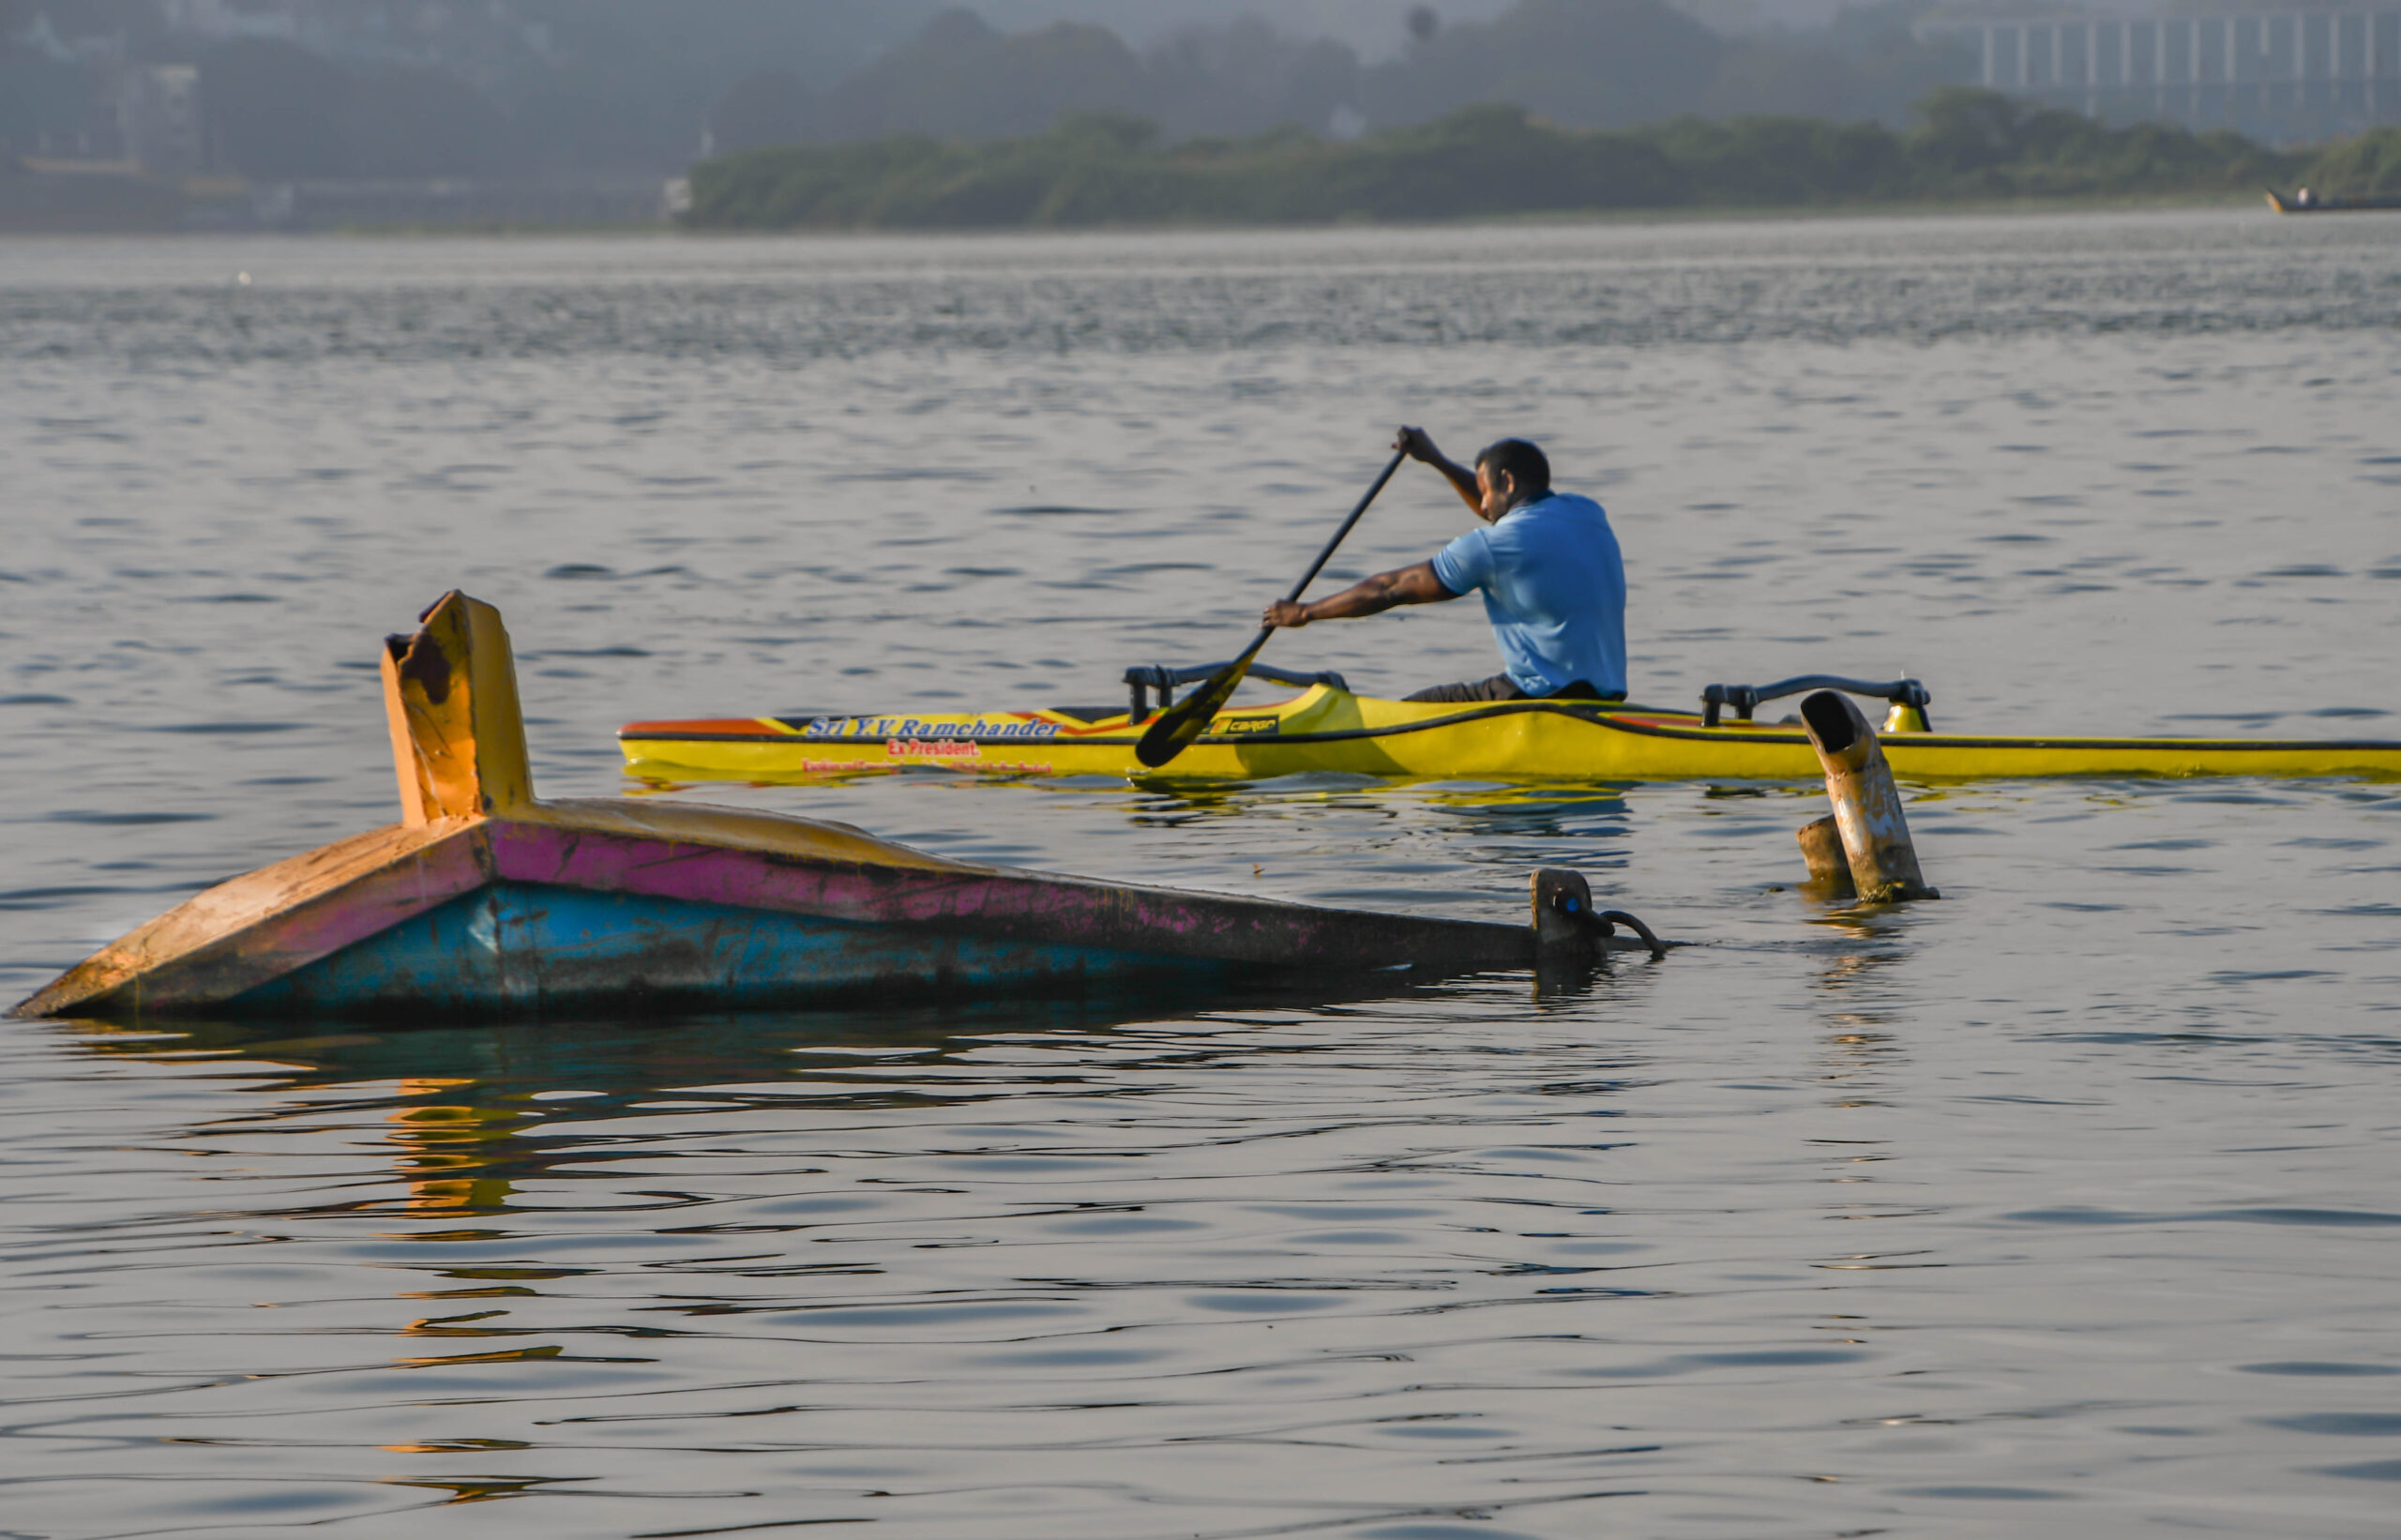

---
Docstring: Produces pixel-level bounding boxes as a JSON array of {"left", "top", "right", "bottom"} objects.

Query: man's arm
[
  {"left": 1263, "top": 560, "right": 1457, "bottom": 629},
  {"left": 1397, "top": 425, "right": 1480, "bottom": 515}
]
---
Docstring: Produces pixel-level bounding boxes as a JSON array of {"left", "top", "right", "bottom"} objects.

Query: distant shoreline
[
  {"left": 12, "top": 86, "right": 2389, "bottom": 239},
  {"left": 678, "top": 95, "right": 2397, "bottom": 234},
  {"left": 0, "top": 191, "right": 2295, "bottom": 242}
]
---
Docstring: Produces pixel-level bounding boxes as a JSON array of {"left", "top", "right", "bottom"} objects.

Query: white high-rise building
[{"left": 1918, "top": 9, "right": 2401, "bottom": 141}]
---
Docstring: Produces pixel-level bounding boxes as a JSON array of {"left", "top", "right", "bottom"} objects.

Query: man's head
[{"left": 1472, "top": 439, "right": 1550, "bottom": 521}]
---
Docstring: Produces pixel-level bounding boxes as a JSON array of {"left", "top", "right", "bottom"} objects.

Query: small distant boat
[
  {"left": 2266, "top": 187, "right": 2401, "bottom": 214},
  {"left": 12, "top": 595, "right": 1664, "bottom": 1023}
]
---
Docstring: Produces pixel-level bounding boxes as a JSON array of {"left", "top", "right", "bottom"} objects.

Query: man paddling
[{"left": 1261, "top": 428, "right": 1626, "bottom": 703}]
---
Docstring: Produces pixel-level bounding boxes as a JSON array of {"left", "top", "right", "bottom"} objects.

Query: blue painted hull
[{"left": 235, "top": 882, "right": 1231, "bottom": 1019}]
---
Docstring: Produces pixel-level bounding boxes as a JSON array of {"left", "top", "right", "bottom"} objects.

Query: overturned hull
[
  {"left": 14, "top": 595, "right": 1663, "bottom": 1024},
  {"left": 21, "top": 801, "right": 1578, "bottom": 1021},
  {"left": 241, "top": 882, "right": 1232, "bottom": 1017}
]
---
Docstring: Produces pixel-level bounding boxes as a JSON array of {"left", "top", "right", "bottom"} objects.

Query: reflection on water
[
  {"left": 66, "top": 1000, "right": 1272, "bottom": 1217},
  {"left": 16, "top": 860, "right": 2397, "bottom": 1539},
  {"left": 5, "top": 214, "right": 2401, "bottom": 1536}
]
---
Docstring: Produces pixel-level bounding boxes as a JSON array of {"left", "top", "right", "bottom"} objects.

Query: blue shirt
[{"left": 1428, "top": 491, "right": 1625, "bottom": 698}]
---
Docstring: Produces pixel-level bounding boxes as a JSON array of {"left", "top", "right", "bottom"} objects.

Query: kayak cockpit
[
  {"left": 1123, "top": 660, "right": 1350, "bottom": 723},
  {"left": 1700, "top": 675, "right": 1932, "bottom": 732}
]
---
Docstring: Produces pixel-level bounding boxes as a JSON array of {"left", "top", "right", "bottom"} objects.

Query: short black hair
[{"left": 1475, "top": 438, "right": 1549, "bottom": 492}]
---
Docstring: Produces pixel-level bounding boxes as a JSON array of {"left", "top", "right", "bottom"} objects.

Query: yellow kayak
[{"left": 621, "top": 669, "right": 2401, "bottom": 784}]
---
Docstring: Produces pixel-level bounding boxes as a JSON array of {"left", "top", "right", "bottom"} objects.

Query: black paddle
[{"left": 1134, "top": 447, "right": 1409, "bottom": 769}]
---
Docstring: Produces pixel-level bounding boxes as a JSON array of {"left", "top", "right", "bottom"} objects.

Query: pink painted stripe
[{"left": 484, "top": 818, "right": 1526, "bottom": 969}]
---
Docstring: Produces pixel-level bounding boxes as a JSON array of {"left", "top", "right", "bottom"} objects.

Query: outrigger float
[
  {"left": 12, "top": 596, "right": 1666, "bottom": 1024},
  {"left": 620, "top": 664, "right": 2401, "bottom": 785}
]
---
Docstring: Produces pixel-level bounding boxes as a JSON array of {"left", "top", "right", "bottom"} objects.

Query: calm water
[{"left": 4, "top": 212, "right": 2399, "bottom": 1538}]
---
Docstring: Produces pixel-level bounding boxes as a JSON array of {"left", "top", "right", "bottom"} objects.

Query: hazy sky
[
  {"left": 968, "top": 0, "right": 1526, "bottom": 61},
  {"left": 954, "top": 2, "right": 2235, "bottom": 60},
  {"left": 950, "top": 0, "right": 2007, "bottom": 56}
]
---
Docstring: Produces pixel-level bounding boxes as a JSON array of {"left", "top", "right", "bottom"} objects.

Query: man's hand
[
  {"left": 1263, "top": 599, "right": 1312, "bottom": 629},
  {"left": 1396, "top": 425, "right": 1483, "bottom": 514}
]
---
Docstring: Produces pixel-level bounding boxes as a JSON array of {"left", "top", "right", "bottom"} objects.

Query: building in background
[
  {"left": 1918, "top": 9, "right": 2401, "bottom": 142},
  {"left": 118, "top": 63, "right": 204, "bottom": 174}
]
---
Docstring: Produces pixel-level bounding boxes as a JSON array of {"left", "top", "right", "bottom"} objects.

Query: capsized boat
[
  {"left": 619, "top": 663, "right": 2401, "bottom": 784},
  {"left": 12, "top": 597, "right": 1665, "bottom": 1024}
]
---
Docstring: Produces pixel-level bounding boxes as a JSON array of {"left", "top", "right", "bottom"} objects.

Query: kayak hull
[{"left": 621, "top": 686, "right": 2401, "bottom": 784}]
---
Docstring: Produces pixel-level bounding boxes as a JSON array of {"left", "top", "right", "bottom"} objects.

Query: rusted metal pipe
[
  {"left": 1799, "top": 690, "right": 1938, "bottom": 902},
  {"left": 1795, "top": 814, "right": 1855, "bottom": 897}
]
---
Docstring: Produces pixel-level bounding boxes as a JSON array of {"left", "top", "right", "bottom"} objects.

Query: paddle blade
[
  {"left": 1135, "top": 447, "right": 1404, "bottom": 770},
  {"left": 1134, "top": 631, "right": 1268, "bottom": 768}
]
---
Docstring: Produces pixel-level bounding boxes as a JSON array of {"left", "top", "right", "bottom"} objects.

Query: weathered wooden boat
[
  {"left": 11, "top": 596, "right": 1664, "bottom": 1024},
  {"left": 2266, "top": 188, "right": 2401, "bottom": 214},
  {"left": 619, "top": 665, "right": 2401, "bottom": 785}
]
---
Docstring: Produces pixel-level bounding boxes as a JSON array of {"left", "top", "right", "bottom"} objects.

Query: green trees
[
  {"left": 684, "top": 92, "right": 2348, "bottom": 231},
  {"left": 2303, "top": 127, "right": 2401, "bottom": 195},
  {"left": 1901, "top": 87, "right": 2291, "bottom": 197},
  {"left": 1650, "top": 114, "right": 1908, "bottom": 202}
]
